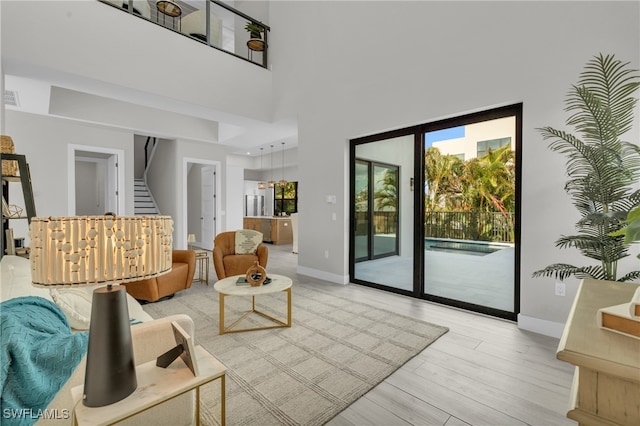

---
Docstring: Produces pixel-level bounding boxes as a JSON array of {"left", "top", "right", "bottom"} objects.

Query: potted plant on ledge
[
  {"left": 245, "top": 22, "right": 265, "bottom": 52},
  {"left": 533, "top": 53, "right": 640, "bottom": 283},
  {"left": 245, "top": 22, "right": 264, "bottom": 39}
]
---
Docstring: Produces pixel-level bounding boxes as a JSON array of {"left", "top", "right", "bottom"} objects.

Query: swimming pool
[{"left": 425, "top": 238, "right": 509, "bottom": 256}]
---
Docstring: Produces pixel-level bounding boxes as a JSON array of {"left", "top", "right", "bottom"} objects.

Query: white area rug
[{"left": 143, "top": 280, "right": 448, "bottom": 425}]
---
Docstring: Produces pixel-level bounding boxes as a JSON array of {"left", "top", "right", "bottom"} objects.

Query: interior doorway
[
  {"left": 183, "top": 158, "right": 221, "bottom": 251},
  {"left": 68, "top": 145, "right": 124, "bottom": 216}
]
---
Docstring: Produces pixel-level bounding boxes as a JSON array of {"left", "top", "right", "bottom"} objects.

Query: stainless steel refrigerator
[{"left": 245, "top": 195, "right": 265, "bottom": 216}]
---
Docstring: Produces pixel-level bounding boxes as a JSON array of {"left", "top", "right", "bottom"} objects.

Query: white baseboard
[
  {"left": 296, "top": 266, "right": 349, "bottom": 285},
  {"left": 517, "top": 314, "right": 565, "bottom": 338}
]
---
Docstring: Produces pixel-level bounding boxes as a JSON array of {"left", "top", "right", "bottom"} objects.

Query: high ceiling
[{"left": 3, "top": 0, "right": 297, "bottom": 161}]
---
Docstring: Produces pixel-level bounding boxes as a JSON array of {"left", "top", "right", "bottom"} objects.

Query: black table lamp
[{"left": 29, "top": 214, "right": 173, "bottom": 407}]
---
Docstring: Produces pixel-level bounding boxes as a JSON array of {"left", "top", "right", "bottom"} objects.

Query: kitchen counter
[{"left": 243, "top": 217, "right": 293, "bottom": 245}]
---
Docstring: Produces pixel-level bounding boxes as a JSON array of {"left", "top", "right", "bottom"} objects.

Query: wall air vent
[{"left": 4, "top": 90, "right": 19, "bottom": 107}]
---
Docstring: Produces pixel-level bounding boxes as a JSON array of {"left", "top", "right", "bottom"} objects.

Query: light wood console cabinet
[
  {"left": 243, "top": 217, "right": 292, "bottom": 245},
  {"left": 556, "top": 279, "right": 640, "bottom": 426}
]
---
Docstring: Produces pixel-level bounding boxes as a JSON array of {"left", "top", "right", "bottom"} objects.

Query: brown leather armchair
[
  {"left": 213, "top": 231, "right": 268, "bottom": 279},
  {"left": 123, "top": 250, "right": 196, "bottom": 302}
]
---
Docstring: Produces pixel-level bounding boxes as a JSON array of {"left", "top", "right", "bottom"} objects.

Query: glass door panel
[
  {"left": 352, "top": 135, "right": 414, "bottom": 292},
  {"left": 354, "top": 160, "right": 369, "bottom": 261},
  {"left": 372, "top": 164, "right": 398, "bottom": 258},
  {"left": 423, "top": 115, "right": 517, "bottom": 313}
]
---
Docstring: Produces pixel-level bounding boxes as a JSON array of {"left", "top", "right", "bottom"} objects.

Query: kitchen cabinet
[{"left": 243, "top": 217, "right": 292, "bottom": 245}]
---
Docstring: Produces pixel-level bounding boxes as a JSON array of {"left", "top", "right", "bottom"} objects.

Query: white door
[
  {"left": 201, "top": 166, "right": 216, "bottom": 250},
  {"left": 70, "top": 146, "right": 123, "bottom": 216},
  {"left": 75, "top": 159, "right": 104, "bottom": 215},
  {"left": 75, "top": 154, "right": 118, "bottom": 215}
]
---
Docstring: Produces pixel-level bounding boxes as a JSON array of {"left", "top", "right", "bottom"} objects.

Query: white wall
[
  {"left": 226, "top": 165, "right": 244, "bottom": 230},
  {"left": 1, "top": 0, "right": 272, "bottom": 123},
  {"left": 5, "top": 110, "right": 135, "bottom": 240},
  {"left": 49, "top": 87, "right": 220, "bottom": 143},
  {"left": 269, "top": 1, "right": 640, "bottom": 334},
  {"left": 4, "top": 109, "right": 231, "bottom": 250}
]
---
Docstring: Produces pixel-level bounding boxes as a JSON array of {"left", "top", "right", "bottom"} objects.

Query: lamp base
[{"left": 83, "top": 284, "right": 137, "bottom": 407}]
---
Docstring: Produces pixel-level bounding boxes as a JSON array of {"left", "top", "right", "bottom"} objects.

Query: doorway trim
[
  {"left": 68, "top": 144, "right": 125, "bottom": 216},
  {"left": 182, "top": 157, "right": 221, "bottom": 250}
]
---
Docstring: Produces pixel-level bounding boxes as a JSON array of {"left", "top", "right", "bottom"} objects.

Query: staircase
[{"left": 134, "top": 179, "right": 159, "bottom": 215}]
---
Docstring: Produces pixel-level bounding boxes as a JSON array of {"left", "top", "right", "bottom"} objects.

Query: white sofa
[
  {"left": 1, "top": 255, "right": 152, "bottom": 325},
  {"left": 0, "top": 255, "right": 196, "bottom": 425}
]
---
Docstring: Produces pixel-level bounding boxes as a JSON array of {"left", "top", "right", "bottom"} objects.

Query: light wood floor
[{"left": 204, "top": 243, "right": 575, "bottom": 426}]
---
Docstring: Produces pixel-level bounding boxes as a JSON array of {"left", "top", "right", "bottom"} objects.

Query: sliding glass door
[
  {"left": 423, "top": 113, "right": 518, "bottom": 314},
  {"left": 351, "top": 134, "right": 415, "bottom": 292},
  {"left": 350, "top": 104, "right": 521, "bottom": 320}
]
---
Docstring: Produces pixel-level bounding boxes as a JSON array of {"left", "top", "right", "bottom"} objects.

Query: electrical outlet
[
  {"left": 555, "top": 282, "right": 566, "bottom": 296},
  {"left": 324, "top": 250, "right": 329, "bottom": 259}
]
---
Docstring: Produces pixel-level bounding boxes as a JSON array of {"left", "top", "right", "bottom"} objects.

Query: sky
[{"left": 425, "top": 126, "right": 465, "bottom": 148}]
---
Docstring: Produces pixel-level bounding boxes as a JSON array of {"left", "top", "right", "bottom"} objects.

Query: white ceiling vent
[{"left": 4, "top": 90, "right": 20, "bottom": 107}]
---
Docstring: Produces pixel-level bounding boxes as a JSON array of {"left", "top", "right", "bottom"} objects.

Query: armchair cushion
[
  {"left": 213, "top": 231, "right": 268, "bottom": 279},
  {"left": 123, "top": 250, "right": 196, "bottom": 303}
]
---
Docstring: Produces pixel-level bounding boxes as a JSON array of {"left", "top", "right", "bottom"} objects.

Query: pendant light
[
  {"left": 268, "top": 145, "right": 275, "bottom": 188},
  {"left": 258, "top": 148, "right": 266, "bottom": 189},
  {"left": 279, "top": 142, "right": 287, "bottom": 188}
]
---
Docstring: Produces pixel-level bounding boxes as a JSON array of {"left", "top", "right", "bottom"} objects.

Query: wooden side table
[
  {"left": 557, "top": 279, "right": 640, "bottom": 426},
  {"left": 72, "top": 345, "right": 226, "bottom": 426},
  {"left": 194, "top": 250, "right": 209, "bottom": 285}
]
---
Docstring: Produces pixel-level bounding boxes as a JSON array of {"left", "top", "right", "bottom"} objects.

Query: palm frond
[
  {"left": 618, "top": 270, "right": 640, "bottom": 282},
  {"left": 571, "top": 53, "right": 640, "bottom": 135},
  {"left": 532, "top": 263, "right": 608, "bottom": 281}
]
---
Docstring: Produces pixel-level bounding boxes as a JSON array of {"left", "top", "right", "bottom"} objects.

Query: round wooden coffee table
[{"left": 213, "top": 274, "right": 292, "bottom": 334}]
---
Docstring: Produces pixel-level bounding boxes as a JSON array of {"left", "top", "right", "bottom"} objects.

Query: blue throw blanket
[{"left": 1, "top": 297, "right": 88, "bottom": 426}]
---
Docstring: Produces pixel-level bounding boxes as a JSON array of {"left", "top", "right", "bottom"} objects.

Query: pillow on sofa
[
  {"left": 49, "top": 287, "right": 94, "bottom": 330},
  {"left": 50, "top": 285, "right": 149, "bottom": 331}
]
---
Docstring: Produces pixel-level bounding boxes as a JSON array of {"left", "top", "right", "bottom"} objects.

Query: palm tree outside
[{"left": 425, "top": 144, "right": 516, "bottom": 243}]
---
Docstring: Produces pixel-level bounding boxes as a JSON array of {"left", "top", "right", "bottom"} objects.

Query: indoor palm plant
[{"left": 533, "top": 53, "right": 640, "bottom": 282}]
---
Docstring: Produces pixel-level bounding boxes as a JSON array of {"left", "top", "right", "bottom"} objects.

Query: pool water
[{"left": 425, "top": 239, "right": 507, "bottom": 256}]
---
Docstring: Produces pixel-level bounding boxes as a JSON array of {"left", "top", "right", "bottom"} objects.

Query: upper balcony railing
[{"left": 99, "top": 0, "right": 270, "bottom": 68}]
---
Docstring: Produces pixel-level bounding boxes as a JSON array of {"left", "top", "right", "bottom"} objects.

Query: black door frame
[
  {"left": 354, "top": 159, "right": 401, "bottom": 262},
  {"left": 349, "top": 103, "right": 522, "bottom": 321}
]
